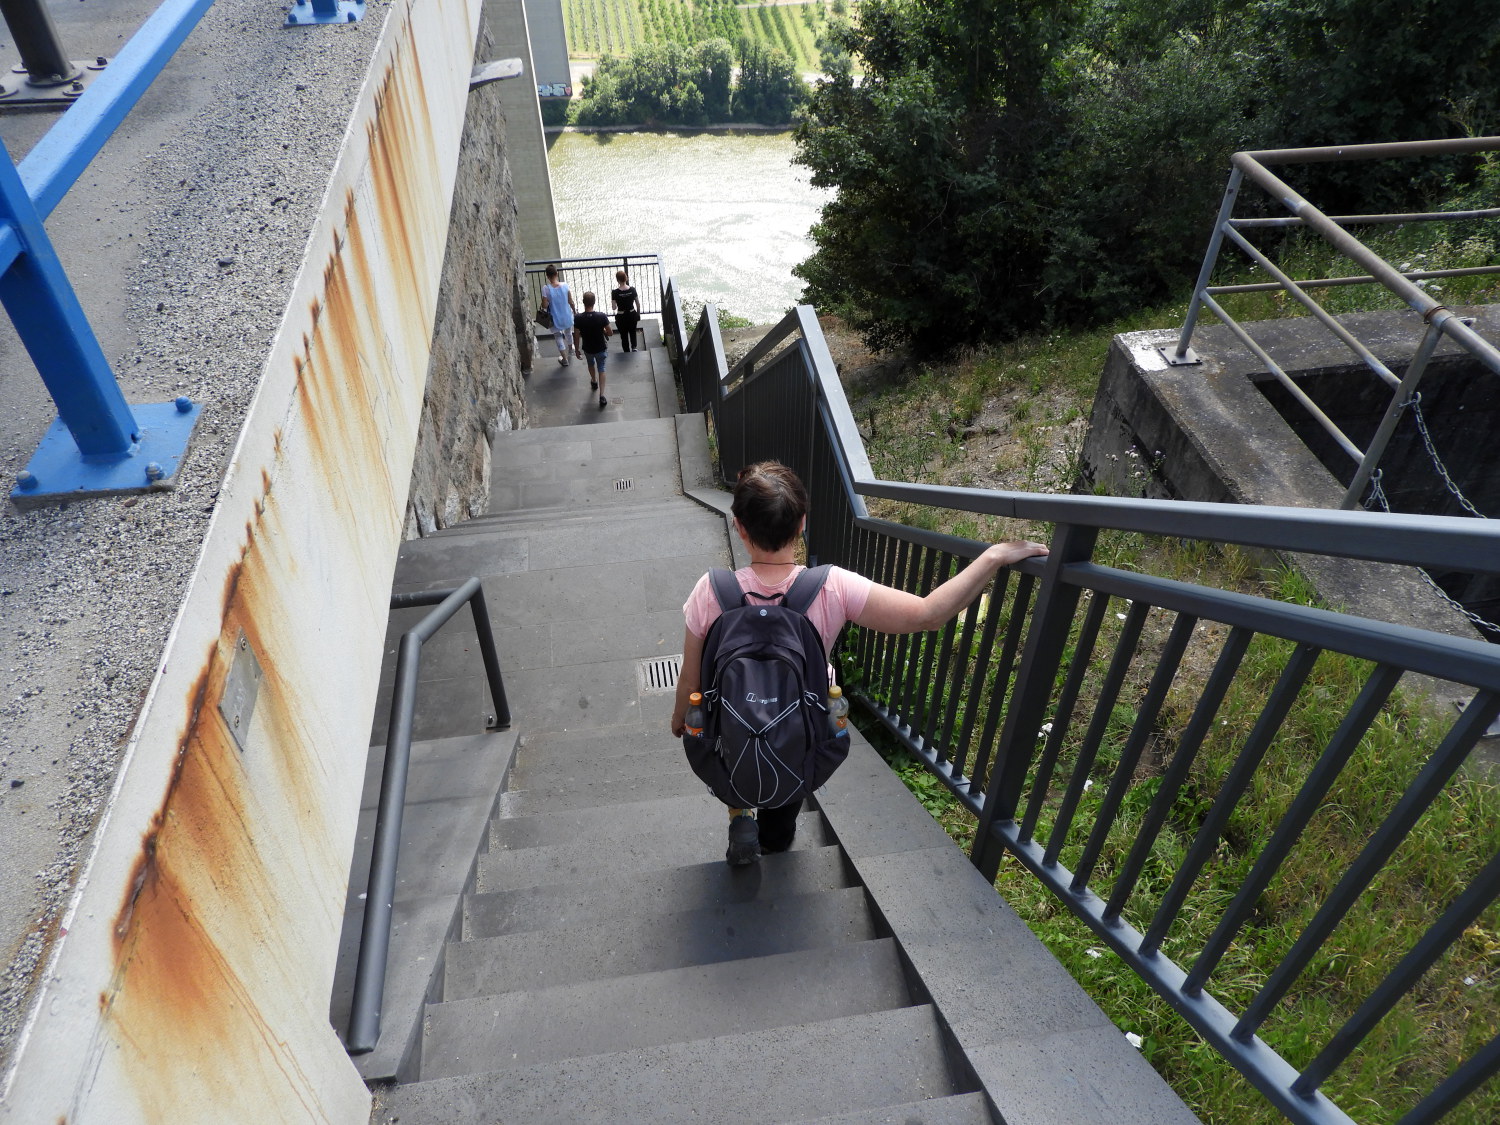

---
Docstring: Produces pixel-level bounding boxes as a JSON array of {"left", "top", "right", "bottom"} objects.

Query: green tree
[
  {"left": 794, "top": 0, "right": 1077, "bottom": 350},
  {"left": 694, "top": 37, "right": 735, "bottom": 121},
  {"left": 733, "top": 40, "right": 807, "bottom": 124}
]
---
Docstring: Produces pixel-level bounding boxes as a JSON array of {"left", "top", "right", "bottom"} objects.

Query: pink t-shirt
[{"left": 683, "top": 565, "right": 874, "bottom": 653}]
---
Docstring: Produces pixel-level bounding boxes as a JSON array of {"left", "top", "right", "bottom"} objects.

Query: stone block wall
[{"left": 404, "top": 19, "right": 533, "bottom": 539}]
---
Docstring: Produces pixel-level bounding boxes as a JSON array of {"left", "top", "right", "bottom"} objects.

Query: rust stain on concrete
[{"left": 95, "top": 17, "right": 453, "bottom": 1115}]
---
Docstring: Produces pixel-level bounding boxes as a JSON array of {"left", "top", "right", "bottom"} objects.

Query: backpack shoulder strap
[
  {"left": 708, "top": 568, "right": 745, "bottom": 614},
  {"left": 784, "top": 564, "right": 832, "bottom": 615}
]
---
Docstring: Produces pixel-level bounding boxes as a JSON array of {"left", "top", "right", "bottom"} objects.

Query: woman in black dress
[{"left": 611, "top": 270, "right": 640, "bottom": 352}]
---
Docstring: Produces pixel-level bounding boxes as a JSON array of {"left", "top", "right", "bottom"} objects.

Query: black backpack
[{"left": 683, "top": 565, "right": 849, "bottom": 808}]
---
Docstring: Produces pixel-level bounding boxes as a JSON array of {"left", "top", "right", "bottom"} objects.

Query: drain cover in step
[
  {"left": 639, "top": 655, "right": 681, "bottom": 693},
  {"left": 614, "top": 478, "right": 634, "bottom": 492}
]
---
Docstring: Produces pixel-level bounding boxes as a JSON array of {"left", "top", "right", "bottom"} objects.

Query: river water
[{"left": 547, "top": 130, "right": 830, "bottom": 325}]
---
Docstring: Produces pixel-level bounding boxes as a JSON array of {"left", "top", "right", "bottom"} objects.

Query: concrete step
[
  {"left": 515, "top": 722, "right": 694, "bottom": 761},
  {"left": 420, "top": 937, "right": 912, "bottom": 1079},
  {"left": 431, "top": 496, "right": 702, "bottom": 539},
  {"left": 490, "top": 415, "right": 677, "bottom": 457},
  {"left": 466, "top": 844, "right": 854, "bottom": 938},
  {"left": 785, "top": 1094, "right": 995, "bottom": 1125},
  {"left": 444, "top": 885, "right": 876, "bottom": 1000},
  {"left": 375, "top": 1004, "right": 965, "bottom": 1125},
  {"left": 489, "top": 791, "right": 828, "bottom": 854},
  {"left": 494, "top": 767, "right": 711, "bottom": 818},
  {"left": 479, "top": 802, "right": 830, "bottom": 893},
  {"left": 508, "top": 742, "right": 688, "bottom": 789}
]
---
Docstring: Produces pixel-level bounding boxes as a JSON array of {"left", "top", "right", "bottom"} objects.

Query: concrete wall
[
  {"left": 489, "top": 0, "right": 563, "bottom": 262},
  {"left": 405, "top": 16, "right": 533, "bottom": 539},
  {"left": 1081, "top": 316, "right": 1485, "bottom": 717},
  {"left": 0, "top": 0, "right": 488, "bottom": 1118}
]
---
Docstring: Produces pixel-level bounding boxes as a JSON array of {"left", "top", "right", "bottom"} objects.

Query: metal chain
[
  {"left": 1406, "top": 392, "right": 1488, "bottom": 519},
  {"left": 1362, "top": 467, "right": 1500, "bottom": 637}
]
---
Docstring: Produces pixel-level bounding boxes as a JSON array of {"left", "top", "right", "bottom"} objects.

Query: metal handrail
[
  {"left": 345, "top": 577, "right": 510, "bottom": 1055},
  {"left": 523, "top": 253, "right": 665, "bottom": 320},
  {"left": 673, "top": 296, "right": 1500, "bottom": 1125},
  {"left": 1171, "top": 138, "right": 1500, "bottom": 509}
]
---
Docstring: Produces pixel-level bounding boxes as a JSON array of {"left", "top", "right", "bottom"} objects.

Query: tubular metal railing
[
  {"left": 345, "top": 578, "right": 510, "bottom": 1055},
  {"left": 676, "top": 299, "right": 1500, "bottom": 1125},
  {"left": 524, "top": 253, "right": 665, "bottom": 329},
  {"left": 1171, "top": 138, "right": 1500, "bottom": 510}
]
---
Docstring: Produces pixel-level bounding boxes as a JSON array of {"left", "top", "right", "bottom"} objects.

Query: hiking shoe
[{"left": 726, "top": 813, "right": 760, "bottom": 866}]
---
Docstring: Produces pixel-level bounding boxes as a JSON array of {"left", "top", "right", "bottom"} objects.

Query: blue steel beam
[
  {"left": 0, "top": 137, "right": 138, "bottom": 457},
  {"left": 17, "top": 0, "right": 218, "bottom": 219}
]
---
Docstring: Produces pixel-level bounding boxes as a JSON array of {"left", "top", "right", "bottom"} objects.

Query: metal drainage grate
[
  {"left": 639, "top": 655, "right": 681, "bottom": 694},
  {"left": 614, "top": 478, "right": 634, "bottom": 492}
]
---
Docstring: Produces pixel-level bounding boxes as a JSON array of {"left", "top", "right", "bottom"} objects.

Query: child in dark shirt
[{"left": 575, "top": 292, "right": 614, "bottom": 408}]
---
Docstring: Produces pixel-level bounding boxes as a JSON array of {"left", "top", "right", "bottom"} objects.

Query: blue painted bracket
[
  {"left": 285, "top": 0, "right": 365, "bottom": 27},
  {"left": 0, "top": 0, "right": 219, "bottom": 508},
  {"left": 11, "top": 398, "right": 202, "bottom": 509}
]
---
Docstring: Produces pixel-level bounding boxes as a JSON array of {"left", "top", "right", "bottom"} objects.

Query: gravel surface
[{"left": 0, "top": 0, "right": 388, "bottom": 1074}]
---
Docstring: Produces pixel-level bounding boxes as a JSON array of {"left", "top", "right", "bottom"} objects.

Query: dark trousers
[
  {"left": 615, "top": 311, "right": 640, "bottom": 351},
  {"left": 757, "top": 799, "right": 802, "bottom": 853}
]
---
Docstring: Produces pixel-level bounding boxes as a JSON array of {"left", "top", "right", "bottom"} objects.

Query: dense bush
[{"left": 794, "top": 0, "right": 1500, "bottom": 352}]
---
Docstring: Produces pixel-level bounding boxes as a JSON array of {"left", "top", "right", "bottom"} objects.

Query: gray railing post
[
  {"left": 1172, "top": 166, "right": 1243, "bottom": 364},
  {"left": 1340, "top": 319, "right": 1443, "bottom": 509},
  {"left": 0, "top": 0, "right": 78, "bottom": 86},
  {"left": 972, "top": 522, "right": 1097, "bottom": 881}
]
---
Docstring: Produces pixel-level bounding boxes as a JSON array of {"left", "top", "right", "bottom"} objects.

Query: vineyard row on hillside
[{"left": 563, "top": 0, "right": 840, "bottom": 72}]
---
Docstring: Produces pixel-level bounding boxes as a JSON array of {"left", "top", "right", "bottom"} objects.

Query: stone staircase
[{"left": 351, "top": 329, "right": 1199, "bottom": 1125}]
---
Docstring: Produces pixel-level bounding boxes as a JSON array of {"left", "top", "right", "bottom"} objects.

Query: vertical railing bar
[
  {"left": 1042, "top": 599, "right": 1150, "bottom": 869},
  {"left": 1235, "top": 689, "right": 1500, "bottom": 1040},
  {"left": 938, "top": 593, "right": 982, "bottom": 777},
  {"left": 1394, "top": 1030, "right": 1500, "bottom": 1125},
  {"left": 1020, "top": 590, "right": 1111, "bottom": 845},
  {"left": 1176, "top": 167, "right": 1244, "bottom": 359},
  {"left": 899, "top": 546, "right": 940, "bottom": 724},
  {"left": 954, "top": 568, "right": 1009, "bottom": 796},
  {"left": 1186, "top": 663, "right": 1402, "bottom": 997},
  {"left": 1104, "top": 625, "right": 1251, "bottom": 921},
  {"left": 920, "top": 594, "right": 960, "bottom": 760},
  {"left": 887, "top": 540, "right": 921, "bottom": 724},
  {"left": 467, "top": 586, "right": 511, "bottom": 729},
  {"left": 1073, "top": 612, "right": 1198, "bottom": 893},
  {"left": 1296, "top": 840, "right": 1500, "bottom": 1097},
  {"left": 1143, "top": 643, "right": 1322, "bottom": 955},
  {"left": 912, "top": 551, "right": 954, "bottom": 754},
  {"left": 875, "top": 533, "right": 906, "bottom": 704},
  {"left": 967, "top": 571, "right": 1037, "bottom": 795}
]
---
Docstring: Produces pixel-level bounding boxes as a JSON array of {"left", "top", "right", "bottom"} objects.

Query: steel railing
[
  {"left": 345, "top": 578, "right": 510, "bottom": 1055},
  {"left": 676, "top": 299, "right": 1500, "bottom": 1125},
  {"left": 1171, "top": 137, "right": 1500, "bottom": 510},
  {"left": 524, "top": 253, "right": 665, "bottom": 331}
]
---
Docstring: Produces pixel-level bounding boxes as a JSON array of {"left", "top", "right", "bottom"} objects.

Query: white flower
[
  {"left": 1126, "top": 1032, "right": 1144, "bottom": 1049},
  {"left": 1116, "top": 612, "right": 1126, "bottom": 620},
  {"left": 1465, "top": 976, "right": 1477, "bottom": 986},
  {"left": 1083, "top": 779, "right": 1094, "bottom": 791},
  {"left": 1040, "top": 722, "right": 1054, "bottom": 734},
  {"left": 1086, "top": 948, "right": 1102, "bottom": 959}
]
